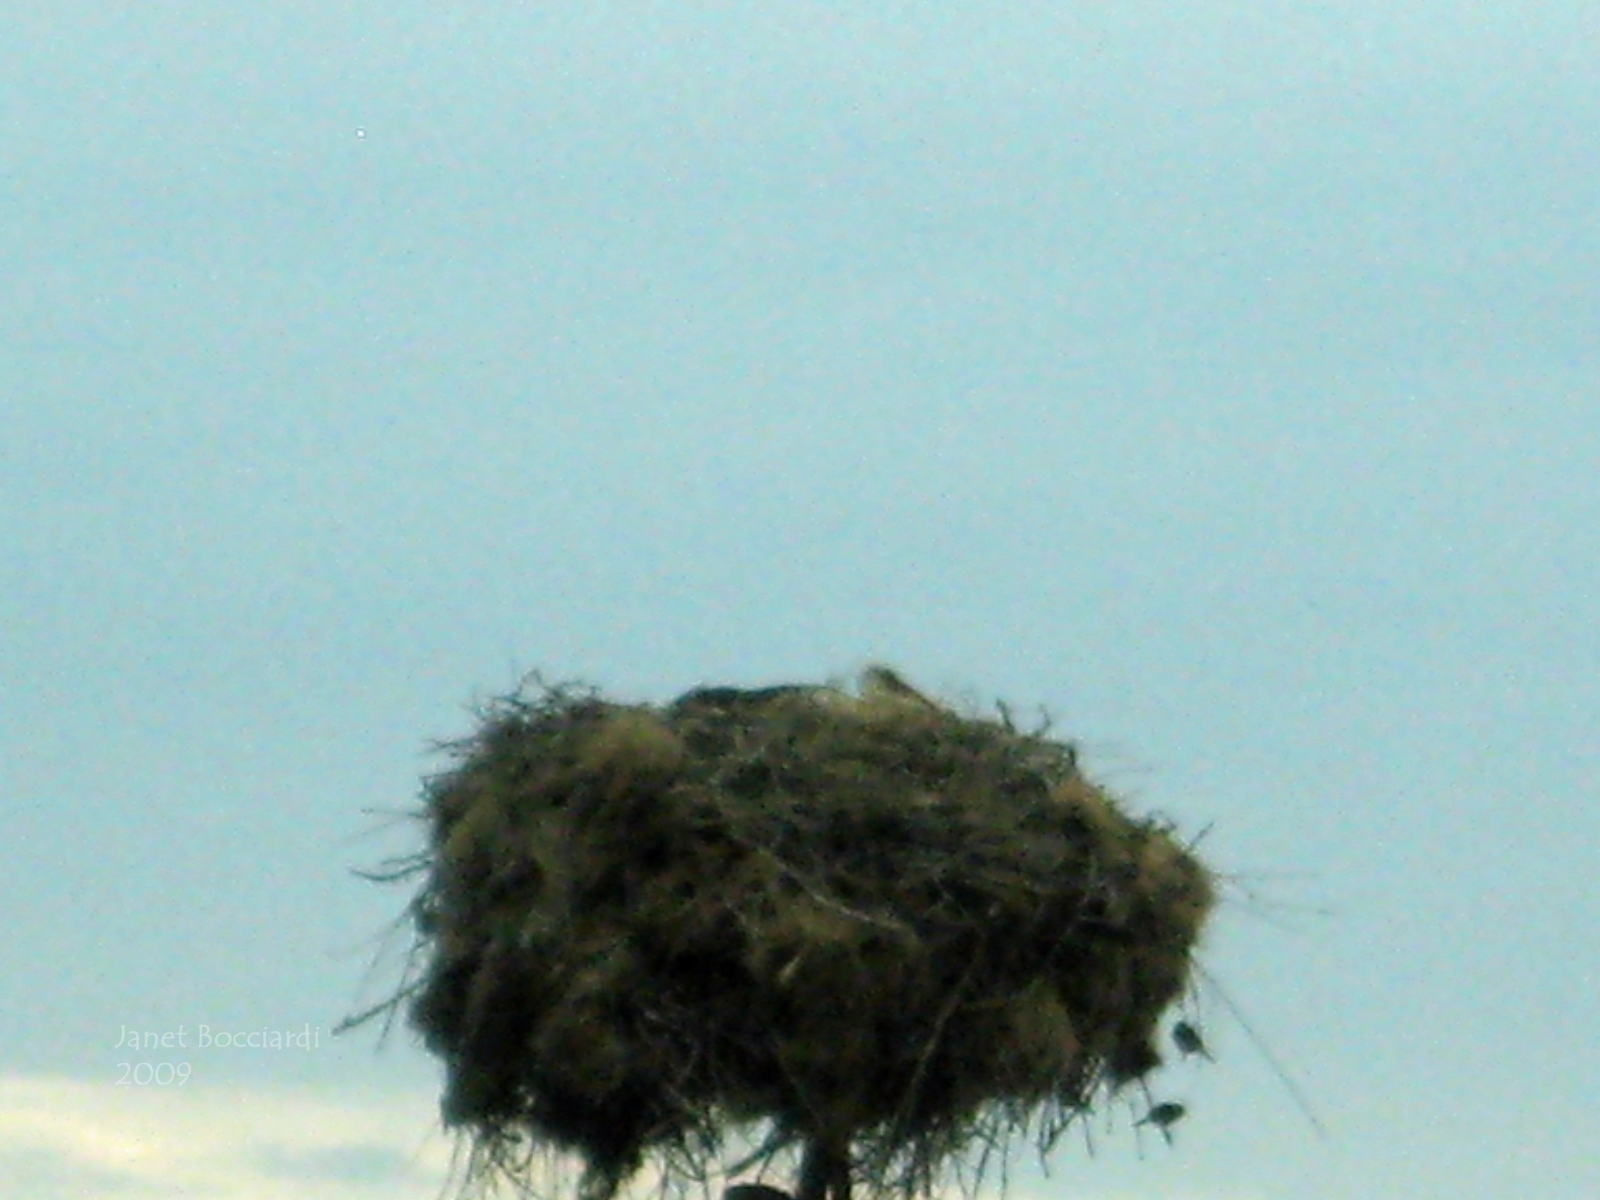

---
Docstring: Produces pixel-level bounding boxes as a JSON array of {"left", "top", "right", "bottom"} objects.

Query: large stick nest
[{"left": 353, "top": 668, "right": 1214, "bottom": 1200}]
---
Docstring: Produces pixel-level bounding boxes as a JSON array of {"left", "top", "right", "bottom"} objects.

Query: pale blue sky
[{"left": 4, "top": 3, "right": 1598, "bottom": 1198}]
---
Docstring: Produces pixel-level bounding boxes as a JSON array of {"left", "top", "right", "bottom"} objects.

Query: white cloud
[{"left": 0, "top": 1074, "right": 453, "bottom": 1199}]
